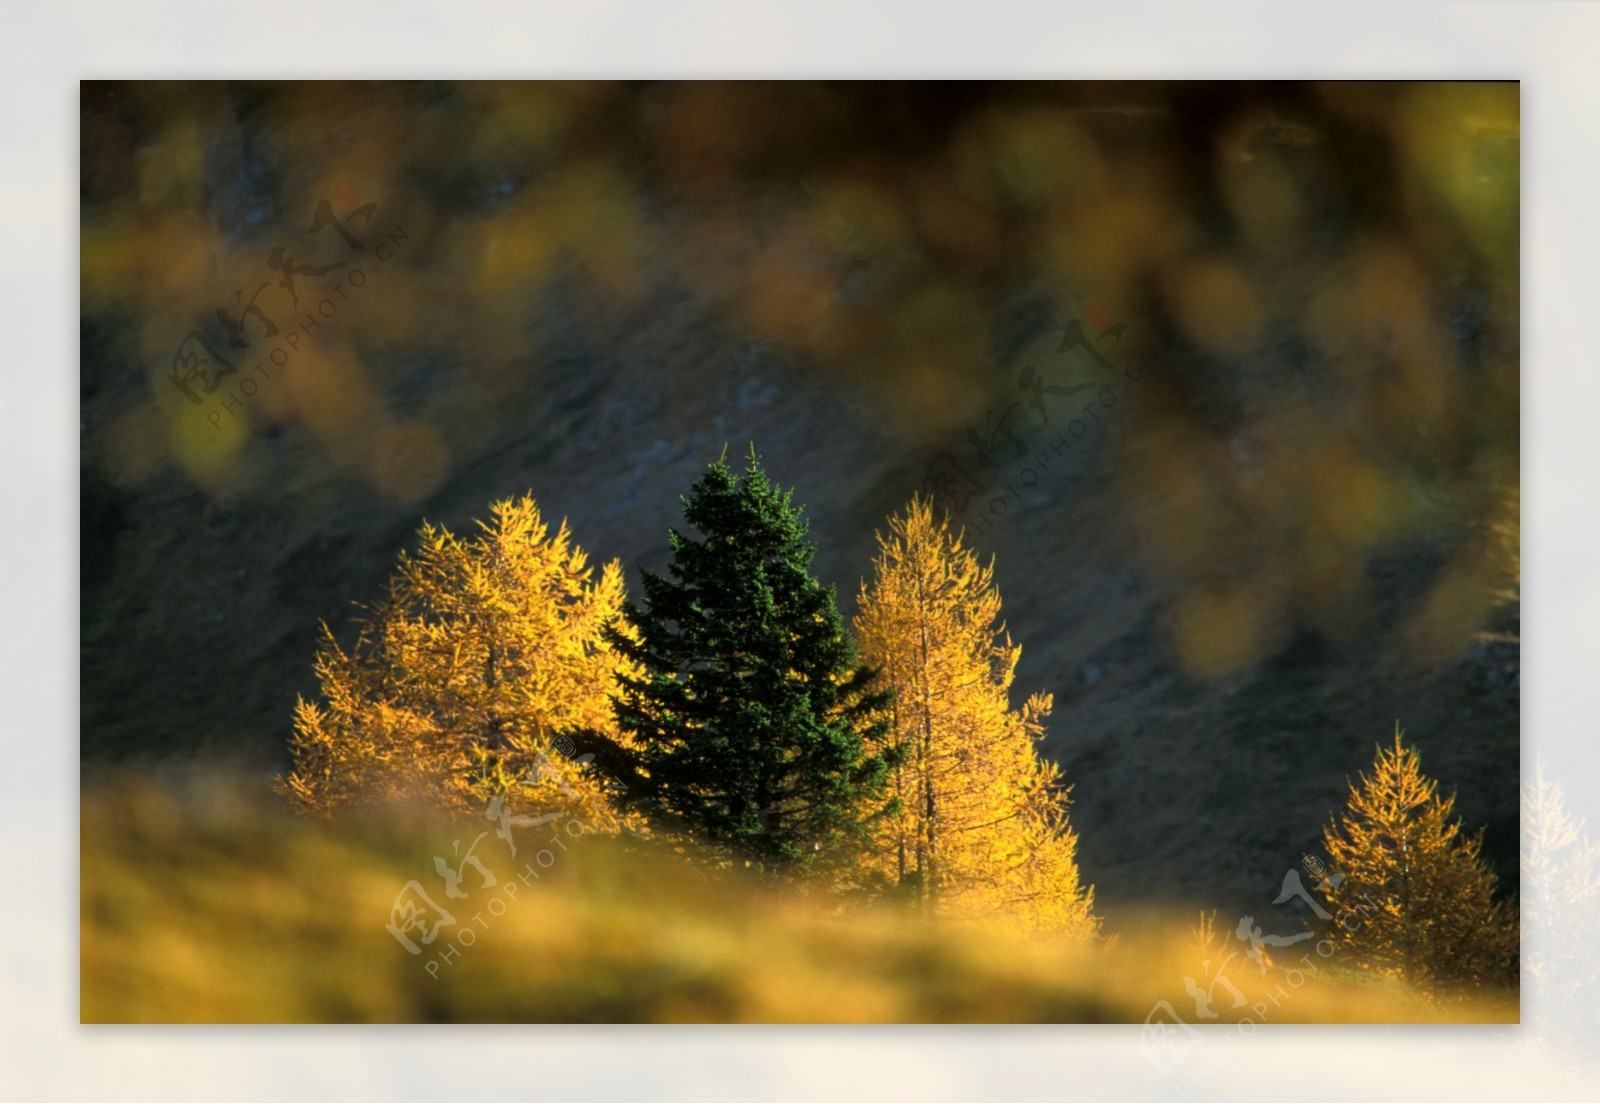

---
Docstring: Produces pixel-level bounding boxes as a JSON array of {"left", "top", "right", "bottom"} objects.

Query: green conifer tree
[{"left": 604, "top": 447, "right": 895, "bottom": 875}]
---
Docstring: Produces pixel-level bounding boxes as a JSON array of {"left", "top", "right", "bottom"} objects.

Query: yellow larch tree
[
  {"left": 1321, "top": 727, "right": 1518, "bottom": 993},
  {"left": 854, "top": 496, "right": 1098, "bottom": 936},
  {"left": 277, "top": 495, "right": 642, "bottom": 832}
]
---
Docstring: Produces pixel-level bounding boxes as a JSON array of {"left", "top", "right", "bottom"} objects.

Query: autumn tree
[
  {"left": 1522, "top": 764, "right": 1600, "bottom": 1033},
  {"left": 853, "top": 496, "right": 1097, "bottom": 936},
  {"left": 1320, "top": 727, "right": 1518, "bottom": 992},
  {"left": 278, "top": 496, "right": 641, "bottom": 831},
  {"left": 601, "top": 449, "right": 895, "bottom": 875}
]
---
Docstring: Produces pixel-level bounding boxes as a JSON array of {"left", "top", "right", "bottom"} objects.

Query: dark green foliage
[{"left": 606, "top": 448, "right": 895, "bottom": 874}]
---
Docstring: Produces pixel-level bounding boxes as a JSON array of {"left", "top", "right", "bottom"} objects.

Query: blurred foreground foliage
[
  {"left": 82, "top": 81, "right": 1520, "bottom": 774},
  {"left": 81, "top": 768, "right": 1515, "bottom": 1024}
]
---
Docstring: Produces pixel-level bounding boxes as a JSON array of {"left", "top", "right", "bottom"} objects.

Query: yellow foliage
[
  {"left": 1321, "top": 727, "right": 1517, "bottom": 993},
  {"left": 278, "top": 496, "right": 642, "bottom": 832},
  {"left": 82, "top": 769, "right": 1518, "bottom": 1024},
  {"left": 854, "top": 496, "right": 1098, "bottom": 937}
]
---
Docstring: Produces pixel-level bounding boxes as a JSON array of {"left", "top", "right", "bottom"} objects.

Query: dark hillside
[{"left": 80, "top": 80, "right": 1519, "bottom": 915}]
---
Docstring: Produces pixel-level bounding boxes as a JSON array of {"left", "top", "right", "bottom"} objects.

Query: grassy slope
[{"left": 80, "top": 772, "right": 1515, "bottom": 1025}]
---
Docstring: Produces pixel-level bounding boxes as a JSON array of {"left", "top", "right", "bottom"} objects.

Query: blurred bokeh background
[{"left": 80, "top": 79, "right": 1519, "bottom": 919}]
